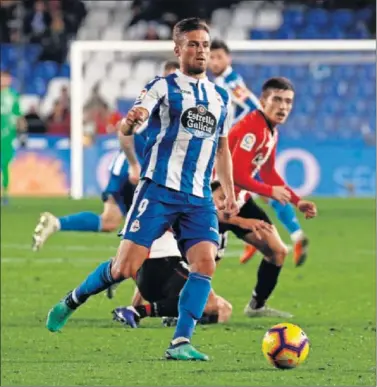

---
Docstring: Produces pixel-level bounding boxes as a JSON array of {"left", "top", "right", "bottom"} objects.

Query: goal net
[{"left": 70, "top": 40, "right": 376, "bottom": 199}]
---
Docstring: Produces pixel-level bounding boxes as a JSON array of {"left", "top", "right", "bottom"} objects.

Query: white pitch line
[{"left": 1, "top": 243, "right": 116, "bottom": 252}]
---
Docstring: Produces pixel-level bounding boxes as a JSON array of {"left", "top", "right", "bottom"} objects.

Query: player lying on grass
[
  {"left": 112, "top": 229, "right": 234, "bottom": 328},
  {"left": 226, "top": 76, "right": 317, "bottom": 314},
  {"left": 31, "top": 61, "right": 180, "bottom": 251},
  {"left": 113, "top": 179, "right": 292, "bottom": 326},
  {"left": 45, "top": 18, "right": 238, "bottom": 362},
  {"left": 209, "top": 40, "right": 309, "bottom": 267}
]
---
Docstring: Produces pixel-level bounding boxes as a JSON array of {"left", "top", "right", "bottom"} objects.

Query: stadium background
[
  {"left": 1, "top": 1, "right": 376, "bottom": 386},
  {"left": 1, "top": 0, "right": 375, "bottom": 197}
]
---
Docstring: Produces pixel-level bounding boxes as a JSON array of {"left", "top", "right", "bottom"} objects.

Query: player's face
[
  {"left": 208, "top": 49, "right": 230, "bottom": 76},
  {"left": 175, "top": 30, "right": 210, "bottom": 76},
  {"left": 261, "top": 89, "right": 294, "bottom": 125}
]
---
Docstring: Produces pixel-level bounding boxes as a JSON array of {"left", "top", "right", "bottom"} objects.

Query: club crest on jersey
[
  {"left": 130, "top": 219, "right": 140, "bottom": 232},
  {"left": 240, "top": 133, "right": 256, "bottom": 152},
  {"left": 181, "top": 105, "right": 217, "bottom": 138}
]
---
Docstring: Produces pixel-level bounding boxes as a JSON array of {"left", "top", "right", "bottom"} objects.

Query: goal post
[{"left": 70, "top": 39, "right": 376, "bottom": 199}]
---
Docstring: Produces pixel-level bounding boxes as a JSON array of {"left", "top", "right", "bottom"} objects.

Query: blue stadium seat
[
  {"left": 331, "top": 9, "right": 355, "bottom": 28},
  {"left": 24, "top": 78, "right": 47, "bottom": 97},
  {"left": 32, "top": 61, "right": 59, "bottom": 83},
  {"left": 59, "top": 63, "right": 71, "bottom": 77},
  {"left": 306, "top": 8, "right": 330, "bottom": 28},
  {"left": 24, "top": 44, "right": 42, "bottom": 62},
  {"left": 283, "top": 8, "right": 305, "bottom": 27},
  {"left": 249, "top": 30, "right": 273, "bottom": 40}
]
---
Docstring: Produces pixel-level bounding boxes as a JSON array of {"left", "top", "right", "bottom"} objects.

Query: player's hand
[
  {"left": 241, "top": 219, "right": 273, "bottom": 240},
  {"left": 297, "top": 200, "right": 317, "bottom": 219},
  {"left": 128, "top": 162, "right": 141, "bottom": 185},
  {"left": 271, "top": 186, "right": 291, "bottom": 205},
  {"left": 121, "top": 108, "right": 148, "bottom": 136},
  {"left": 222, "top": 196, "right": 239, "bottom": 219}
]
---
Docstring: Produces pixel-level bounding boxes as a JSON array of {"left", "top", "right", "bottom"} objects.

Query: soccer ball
[{"left": 262, "top": 322, "right": 310, "bottom": 369}]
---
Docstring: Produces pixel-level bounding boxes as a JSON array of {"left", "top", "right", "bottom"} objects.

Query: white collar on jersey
[{"left": 174, "top": 69, "right": 208, "bottom": 84}]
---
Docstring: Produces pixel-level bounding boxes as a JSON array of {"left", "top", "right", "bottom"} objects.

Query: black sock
[
  {"left": 251, "top": 259, "right": 282, "bottom": 309},
  {"left": 152, "top": 297, "right": 179, "bottom": 317},
  {"left": 134, "top": 305, "right": 151, "bottom": 319},
  {"left": 198, "top": 314, "right": 219, "bottom": 325},
  {"left": 65, "top": 292, "right": 79, "bottom": 310}
]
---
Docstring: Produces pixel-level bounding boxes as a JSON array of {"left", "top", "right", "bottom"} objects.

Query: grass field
[{"left": 1, "top": 197, "right": 376, "bottom": 386}]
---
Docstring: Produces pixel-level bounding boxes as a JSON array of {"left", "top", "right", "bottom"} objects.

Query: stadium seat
[
  {"left": 122, "top": 79, "right": 146, "bottom": 99},
  {"left": 107, "top": 62, "right": 132, "bottom": 82},
  {"left": 101, "top": 25, "right": 124, "bottom": 41},
  {"left": 282, "top": 8, "right": 305, "bottom": 27},
  {"left": 252, "top": 8, "right": 283, "bottom": 31},
  {"left": 59, "top": 64, "right": 70, "bottom": 78},
  {"left": 306, "top": 8, "right": 330, "bottom": 28},
  {"left": 331, "top": 9, "right": 355, "bottom": 29},
  {"left": 133, "top": 60, "right": 159, "bottom": 85},
  {"left": 33, "top": 61, "right": 59, "bottom": 81},
  {"left": 98, "top": 79, "right": 122, "bottom": 108},
  {"left": 211, "top": 8, "right": 233, "bottom": 27}
]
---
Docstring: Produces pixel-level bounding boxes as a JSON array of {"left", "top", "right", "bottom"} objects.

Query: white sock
[{"left": 290, "top": 229, "right": 304, "bottom": 243}]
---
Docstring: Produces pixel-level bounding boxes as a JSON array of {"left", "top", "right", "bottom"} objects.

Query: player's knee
[
  {"left": 191, "top": 256, "right": 216, "bottom": 277},
  {"left": 273, "top": 243, "right": 289, "bottom": 266},
  {"left": 100, "top": 212, "right": 122, "bottom": 232}
]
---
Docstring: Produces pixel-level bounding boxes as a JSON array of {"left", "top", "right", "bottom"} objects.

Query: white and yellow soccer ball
[{"left": 262, "top": 322, "right": 310, "bottom": 369}]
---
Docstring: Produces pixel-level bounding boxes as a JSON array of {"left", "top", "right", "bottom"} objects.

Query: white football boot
[
  {"left": 32, "top": 212, "right": 59, "bottom": 251},
  {"left": 244, "top": 303, "right": 293, "bottom": 319}
]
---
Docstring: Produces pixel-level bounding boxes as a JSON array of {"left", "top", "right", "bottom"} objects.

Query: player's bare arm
[
  {"left": 215, "top": 136, "right": 238, "bottom": 218},
  {"left": 219, "top": 213, "right": 273, "bottom": 240},
  {"left": 118, "top": 131, "right": 141, "bottom": 184}
]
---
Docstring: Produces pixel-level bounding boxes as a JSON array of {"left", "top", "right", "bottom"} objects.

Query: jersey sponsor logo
[
  {"left": 181, "top": 104, "right": 217, "bottom": 138},
  {"left": 240, "top": 133, "right": 256, "bottom": 152},
  {"left": 130, "top": 219, "right": 140, "bottom": 232}
]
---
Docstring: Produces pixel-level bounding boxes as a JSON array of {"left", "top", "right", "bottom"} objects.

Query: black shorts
[
  {"left": 135, "top": 256, "right": 188, "bottom": 303},
  {"left": 219, "top": 197, "right": 272, "bottom": 239}
]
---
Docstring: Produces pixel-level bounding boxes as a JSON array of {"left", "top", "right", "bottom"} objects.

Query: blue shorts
[
  {"left": 101, "top": 152, "right": 134, "bottom": 216},
  {"left": 122, "top": 179, "right": 219, "bottom": 253}
]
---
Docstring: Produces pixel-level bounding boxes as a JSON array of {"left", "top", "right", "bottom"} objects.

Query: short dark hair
[
  {"left": 173, "top": 18, "right": 210, "bottom": 44},
  {"left": 262, "top": 77, "right": 295, "bottom": 95},
  {"left": 164, "top": 60, "right": 179, "bottom": 72},
  {"left": 210, "top": 39, "right": 230, "bottom": 54}
]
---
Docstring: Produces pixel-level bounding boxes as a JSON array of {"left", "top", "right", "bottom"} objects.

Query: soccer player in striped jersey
[
  {"left": 45, "top": 18, "right": 238, "bottom": 361},
  {"left": 31, "top": 61, "right": 180, "bottom": 252},
  {"left": 209, "top": 40, "right": 309, "bottom": 267}
]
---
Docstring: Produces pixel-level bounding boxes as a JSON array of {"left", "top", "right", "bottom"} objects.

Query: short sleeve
[
  {"left": 219, "top": 98, "right": 233, "bottom": 137},
  {"left": 133, "top": 77, "right": 167, "bottom": 116}
]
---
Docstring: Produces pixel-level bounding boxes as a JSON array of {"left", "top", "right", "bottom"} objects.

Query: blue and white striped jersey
[
  {"left": 214, "top": 65, "right": 261, "bottom": 123},
  {"left": 134, "top": 70, "right": 231, "bottom": 198}
]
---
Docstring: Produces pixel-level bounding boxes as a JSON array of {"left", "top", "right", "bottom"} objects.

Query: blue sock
[
  {"left": 73, "top": 259, "right": 124, "bottom": 304},
  {"left": 270, "top": 200, "right": 301, "bottom": 235},
  {"left": 59, "top": 212, "right": 102, "bottom": 232},
  {"left": 173, "top": 272, "right": 211, "bottom": 341}
]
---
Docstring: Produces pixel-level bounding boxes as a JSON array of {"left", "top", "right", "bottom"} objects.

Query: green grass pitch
[{"left": 1, "top": 197, "right": 376, "bottom": 386}]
